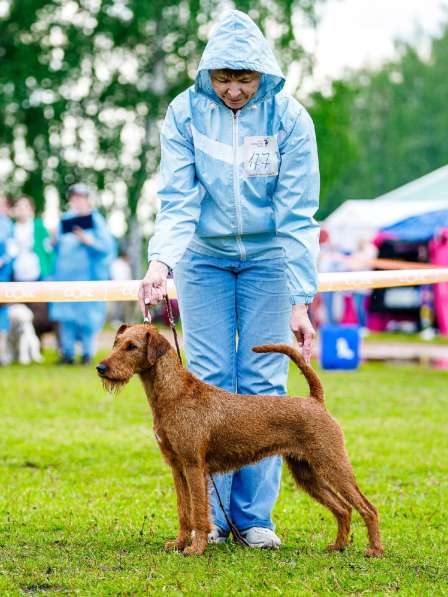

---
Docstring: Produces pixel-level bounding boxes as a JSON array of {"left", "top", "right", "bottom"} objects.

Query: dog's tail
[{"left": 252, "top": 344, "right": 324, "bottom": 404}]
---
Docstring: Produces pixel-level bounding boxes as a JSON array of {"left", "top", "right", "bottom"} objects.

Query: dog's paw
[
  {"left": 182, "top": 545, "right": 204, "bottom": 556},
  {"left": 165, "top": 534, "right": 192, "bottom": 552},
  {"left": 326, "top": 542, "right": 346, "bottom": 552},
  {"left": 182, "top": 545, "right": 206, "bottom": 556},
  {"left": 164, "top": 540, "right": 183, "bottom": 552},
  {"left": 365, "top": 547, "right": 384, "bottom": 558}
]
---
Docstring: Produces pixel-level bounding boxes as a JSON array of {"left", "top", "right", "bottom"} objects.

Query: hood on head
[{"left": 195, "top": 10, "right": 285, "bottom": 105}]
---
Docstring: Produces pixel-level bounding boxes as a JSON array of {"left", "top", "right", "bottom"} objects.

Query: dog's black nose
[{"left": 96, "top": 363, "right": 107, "bottom": 375}]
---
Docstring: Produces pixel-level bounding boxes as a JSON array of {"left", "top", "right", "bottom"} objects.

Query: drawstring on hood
[{"left": 195, "top": 10, "right": 285, "bottom": 105}]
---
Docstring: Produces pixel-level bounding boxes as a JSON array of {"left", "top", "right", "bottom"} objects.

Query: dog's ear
[
  {"left": 113, "top": 324, "right": 129, "bottom": 347},
  {"left": 146, "top": 330, "right": 169, "bottom": 366}
]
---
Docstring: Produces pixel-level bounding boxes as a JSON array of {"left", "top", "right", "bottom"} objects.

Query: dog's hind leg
[
  {"left": 183, "top": 464, "right": 210, "bottom": 556},
  {"left": 338, "top": 480, "right": 383, "bottom": 558},
  {"left": 286, "top": 457, "right": 352, "bottom": 552},
  {"left": 165, "top": 466, "right": 193, "bottom": 552},
  {"left": 314, "top": 457, "right": 383, "bottom": 558}
]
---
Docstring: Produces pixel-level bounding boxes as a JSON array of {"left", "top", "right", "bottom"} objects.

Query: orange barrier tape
[
  {"left": 337, "top": 255, "right": 442, "bottom": 270},
  {"left": 0, "top": 279, "right": 174, "bottom": 304},
  {"left": 319, "top": 268, "right": 448, "bottom": 291},
  {"left": 370, "top": 258, "right": 444, "bottom": 270},
  {"left": 1, "top": 269, "right": 448, "bottom": 303}
]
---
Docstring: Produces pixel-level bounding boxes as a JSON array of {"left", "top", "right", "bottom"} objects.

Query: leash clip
[{"left": 143, "top": 301, "right": 151, "bottom": 324}]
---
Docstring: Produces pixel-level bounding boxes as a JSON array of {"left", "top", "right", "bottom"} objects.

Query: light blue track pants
[
  {"left": 59, "top": 321, "right": 97, "bottom": 360},
  {"left": 174, "top": 249, "right": 291, "bottom": 532}
]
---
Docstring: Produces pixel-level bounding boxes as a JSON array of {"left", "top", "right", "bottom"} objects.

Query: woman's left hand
[
  {"left": 289, "top": 304, "right": 315, "bottom": 364},
  {"left": 73, "top": 226, "right": 94, "bottom": 246}
]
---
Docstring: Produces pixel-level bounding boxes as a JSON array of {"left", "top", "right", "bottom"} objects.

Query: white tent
[{"left": 324, "top": 164, "right": 448, "bottom": 251}]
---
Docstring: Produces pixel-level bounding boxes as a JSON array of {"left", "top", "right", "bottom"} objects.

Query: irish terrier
[{"left": 96, "top": 324, "right": 383, "bottom": 558}]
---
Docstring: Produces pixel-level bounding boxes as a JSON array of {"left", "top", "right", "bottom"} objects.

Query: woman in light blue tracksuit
[{"left": 139, "top": 10, "right": 320, "bottom": 548}]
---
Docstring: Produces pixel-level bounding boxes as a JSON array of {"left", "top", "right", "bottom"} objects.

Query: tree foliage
[
  {"left": 3, "top": 1, "right": 447, "bottom": 226},
  {"left": 310, "top": 22, "right": 448, "bottom": 218},
  {"left": 0, "top": 0, "right": 324, "bottom": 218}
]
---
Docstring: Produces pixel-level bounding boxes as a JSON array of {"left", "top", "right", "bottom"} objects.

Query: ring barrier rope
[
  {"left": 369, "top": 259, "right": 445, "bottom": 271},
  {"left": 321, "top": 256, "right": 444, "bottom": 271},
  {"left": 1, "top": 268, "right": 448, "bottom": 304}
]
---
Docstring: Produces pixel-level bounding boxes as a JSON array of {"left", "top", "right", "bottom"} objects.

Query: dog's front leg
[
  {"left": 183, "top": 464, "right": 210, "bottom": 556},
  {"left": 165, "top": 467, "right": 193, "bottom": 552},
  {"left": 19, "top": 333, "right": 30, "bottom": 365}
]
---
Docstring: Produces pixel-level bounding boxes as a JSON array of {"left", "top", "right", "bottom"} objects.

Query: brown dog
[{"left": 97, "top": 324, "right": 383, "bottom": 558}]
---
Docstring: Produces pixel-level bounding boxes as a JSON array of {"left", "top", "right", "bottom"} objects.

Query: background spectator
[
  {"left": 6, "top": 195, "right": 55, "bottom": 355},
  {"left": 0, "top": 194, "right": 13, "bottom": 365},
  {"left": 49, "top": 184, "right": 115, "bottom": 365},
  {"left": 318, "top": 229, "right": 345, "bottom": 325},
  {"left": 347, "top": 238, "right": 378, "bottom": 334},
  {"left": 9, "top": 195, "right": 53, "bottom": 282}
]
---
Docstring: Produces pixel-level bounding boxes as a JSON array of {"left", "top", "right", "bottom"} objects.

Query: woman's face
[
  {"left": 210, "top": 69, "right": 260, "bottom": 110},
  {"left": 14, "top": 197, "right": 34, "bottom": 223},
  {"left": 69, "top": 193, "right": 91, "bottom": 215}
]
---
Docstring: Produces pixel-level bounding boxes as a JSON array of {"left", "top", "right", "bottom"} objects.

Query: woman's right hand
[{"left": 138, "top": 261, "right": 169, "bottom": 316}]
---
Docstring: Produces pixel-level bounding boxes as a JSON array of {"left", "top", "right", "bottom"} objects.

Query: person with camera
[{"left": 50, "top": 184, "right": 115, "bottom": 365}]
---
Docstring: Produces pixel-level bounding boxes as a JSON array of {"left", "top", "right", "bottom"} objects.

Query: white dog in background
[{"left": 7, "top": 304, "right": 43, "bottom": 365}]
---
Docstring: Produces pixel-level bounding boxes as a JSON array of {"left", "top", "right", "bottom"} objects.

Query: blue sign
[{"left": 320, "top": 325, "right": 360, "bottom": 370}]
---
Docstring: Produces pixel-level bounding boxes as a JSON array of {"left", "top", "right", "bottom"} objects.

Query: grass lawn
[
  {"left": 363, "top": 332, "right": 448, "bottom": 345},
  {"left": 1, "top": 351, "right": 447, "bottom": 595}
]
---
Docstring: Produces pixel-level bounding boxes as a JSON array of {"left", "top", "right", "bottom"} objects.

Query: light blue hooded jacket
[{"left": 148, "top": 10, "right": 320, "bottom": 304}]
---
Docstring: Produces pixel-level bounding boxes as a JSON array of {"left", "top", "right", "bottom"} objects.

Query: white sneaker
[
  {"left": 208, "top": 525, "right": 228, "bottom": 544},
  {"left": 239, "top": 527, "right": 281, "bottom": 549}
]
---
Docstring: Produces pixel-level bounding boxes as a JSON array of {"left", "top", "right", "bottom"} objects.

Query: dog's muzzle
[{"left": 96, "top": 363, "right": 108, "bottom": 375}]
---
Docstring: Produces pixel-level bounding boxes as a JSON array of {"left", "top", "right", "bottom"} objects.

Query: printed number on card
[{"left": 243, "top": 136, "right": 279, "bottom": 177}]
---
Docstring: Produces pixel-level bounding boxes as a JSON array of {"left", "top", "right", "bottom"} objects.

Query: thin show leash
[{"left": 144, "top": 295, "right": 250, "bottom": 547}]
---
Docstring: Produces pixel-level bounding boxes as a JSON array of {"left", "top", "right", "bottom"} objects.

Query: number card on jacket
[{"left": 243, "top": 136, "right": 279, "bottom": 177}]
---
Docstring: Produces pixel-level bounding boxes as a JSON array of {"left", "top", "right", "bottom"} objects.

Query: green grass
[
  {"left": 363, "top": 332, "right": 448, "bottom": 345},
  {"left": 1, "top": 353, "right": 447, "bottom": 595}
]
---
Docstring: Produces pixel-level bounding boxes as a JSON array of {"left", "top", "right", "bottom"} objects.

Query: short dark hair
[
  {"left": 212, "top": 68, "right": 259, "bottom": 78},
  {"left": 68, "top": 183, "right": 90, "bottom": 197}
]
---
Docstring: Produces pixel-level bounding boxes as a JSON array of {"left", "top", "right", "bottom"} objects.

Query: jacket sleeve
[
  {"left": 86, "top": 214, "right": 116, "bottom": 280},
  {"left": 273, "top": 106, "right": 320, "bottom": 304},
  {"left": 148, "top": 104, "right": 204, "bottom": 269},
  {"left": 85, "top": 213, "right": 115, "bottom": 257}
]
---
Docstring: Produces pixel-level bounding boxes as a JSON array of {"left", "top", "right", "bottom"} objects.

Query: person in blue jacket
[
  {"left": 139, "top": 10, "right": 320, "bottom": 549},
  {"left": 50, "top": 184, "right": 115, "bottom": 365},
  {"left": 0, "top": 194, "right": 13, "bottom": 363}
]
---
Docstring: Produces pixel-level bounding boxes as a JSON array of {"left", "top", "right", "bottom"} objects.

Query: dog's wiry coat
[{"left": 97, "top": 324, "right": 383, "bottom": 557}]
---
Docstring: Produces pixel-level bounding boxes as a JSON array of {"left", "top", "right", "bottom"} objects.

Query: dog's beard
[{"left": 101, "top": 377, "right": 128, "bottom": 395}]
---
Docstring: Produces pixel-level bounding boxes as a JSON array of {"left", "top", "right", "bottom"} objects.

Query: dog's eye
[{"left": 126, "top": 343, "right": 137, "bottom": 351}]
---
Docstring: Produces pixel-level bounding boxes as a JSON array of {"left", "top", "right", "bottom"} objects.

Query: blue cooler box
[{"left": 320, "top": 324, "right": 360, "bottom": 370}]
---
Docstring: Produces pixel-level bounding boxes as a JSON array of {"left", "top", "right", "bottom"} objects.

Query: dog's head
[
  {"left": 96, "top": 323, "right": 170, "bottom": 392},
  {"left": 9, "top": 304, "right": 34, "bottom": 324}
]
